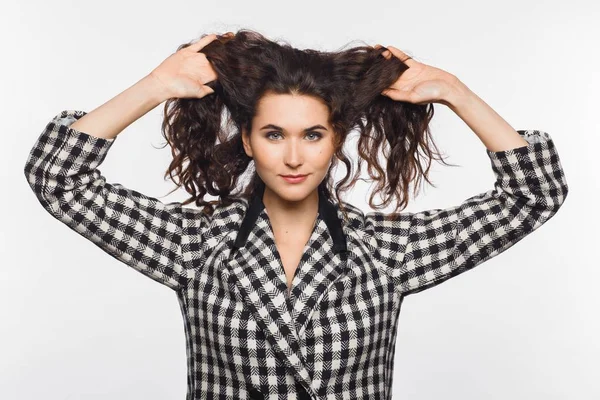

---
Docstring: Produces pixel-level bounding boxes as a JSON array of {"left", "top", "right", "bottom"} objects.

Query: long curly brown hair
[{"left": 158, "top": 29, "right": 457, "bottom": 219}]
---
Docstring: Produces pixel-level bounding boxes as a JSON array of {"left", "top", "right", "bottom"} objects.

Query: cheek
[
  {"left": 311, "top": 145, "right": 335, "bottom": 167},
  {"left": 252, "top": 146, "right": 279, "bottom": 169}
]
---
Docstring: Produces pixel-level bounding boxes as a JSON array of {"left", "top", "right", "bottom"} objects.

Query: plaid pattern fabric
[
  {"left": 24, "top": 110, "right": 569, "bottom": 400},
  {"left": 364, "top": 129, "right": 569, "bottom": 298}
]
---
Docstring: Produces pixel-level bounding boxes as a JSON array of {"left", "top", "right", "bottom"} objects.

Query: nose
[{"left": 283, "top": 139, "right": 303, "bottom": 168}]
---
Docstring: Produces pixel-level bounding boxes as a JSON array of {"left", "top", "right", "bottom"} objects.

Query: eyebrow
[{"left": 259, "top": 124, "right": 328, "bottom": 132}]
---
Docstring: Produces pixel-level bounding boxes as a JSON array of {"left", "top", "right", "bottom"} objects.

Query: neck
[{"left": 262, "top": 186, "right": 319, "bottom": 223}]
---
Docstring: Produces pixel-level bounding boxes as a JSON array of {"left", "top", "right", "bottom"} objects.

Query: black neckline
[{"left": 233, "top": 179, "right": 347, "bottom": 254}]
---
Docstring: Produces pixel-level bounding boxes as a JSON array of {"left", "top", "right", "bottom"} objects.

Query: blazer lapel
[
  {"left": 287, "top": 192, "right": 350, "bottom": 341},
  {"left": 228, "top": 181, "right": 348, "bottom": 391}
]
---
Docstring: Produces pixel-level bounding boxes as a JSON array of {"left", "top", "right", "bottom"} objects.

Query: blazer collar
[{"left": 233, "top": 180, "right": 347, "bottom": 254}]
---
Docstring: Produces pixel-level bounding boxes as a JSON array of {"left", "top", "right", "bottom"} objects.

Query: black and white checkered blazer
[{"left": 24, "top": 110, "right": 569, "bottom": 399}]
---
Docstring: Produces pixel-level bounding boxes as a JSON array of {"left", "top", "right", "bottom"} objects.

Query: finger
[
  {"left": 189, "top": 85, "right": 215, "bottom": 100},
  {"left": 381, "top": 88, "right": 397, "bottom": 97},
  {"left": 200, "top": 85, "right": 215, "bottom": 96},
  {"left": 207, "top": 69, "right": 219, "bottom": 83},
  {"left": 185, "top": 34, "right": 218, "bottom": 53},
  {"left": 386, "top": 45, "right": 416, "bottom": 66},
  {"left": 373, "top": 44, "right": 392, "bottom": 59},
  {"left": 381, "top": 88, "right": 409, "bottom": 102}
]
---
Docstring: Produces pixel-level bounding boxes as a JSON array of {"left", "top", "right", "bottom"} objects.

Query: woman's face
[{"left": 242, "top": 92, "right": 336, "bottom": 203}]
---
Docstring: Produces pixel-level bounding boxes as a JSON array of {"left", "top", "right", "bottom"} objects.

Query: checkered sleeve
[
  {"left": 364, "top": 129, "right": 569, "bottom": 297},
  {"left": 24, "top": 110, "right": 191, "bottom": 291}
]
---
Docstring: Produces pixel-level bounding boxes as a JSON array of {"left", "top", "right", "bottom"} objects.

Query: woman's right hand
[{"left": 148, "top": 33, "right": 224, "bottom": 100}]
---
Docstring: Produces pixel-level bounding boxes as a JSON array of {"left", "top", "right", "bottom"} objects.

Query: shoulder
[
  {"left": 337, "top": 200, "right": 387, "bottom": 235},
  {"left": 180, "top": 197, "right": 249, "bottom": 231},
  {"left": 340, "top": 201, "right": 412, "bottom": 235},
  {"left": 337, "top": 200, "right": 364, "bottom": 227}
]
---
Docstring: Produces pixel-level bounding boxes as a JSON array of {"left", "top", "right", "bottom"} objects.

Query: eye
[
  {"left": 306, "top": 132, "right": 323, "bottom": 141},
  {"left": 265, "top": 131, "right": 323, "bottom": 141},
  {"left": 266, "top": 131, "right": 282, "bottom": 140}
]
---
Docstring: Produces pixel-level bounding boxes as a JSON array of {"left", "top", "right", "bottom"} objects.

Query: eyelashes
[{"left": 265, "top": 131, "right": 323, "bottom": 141}]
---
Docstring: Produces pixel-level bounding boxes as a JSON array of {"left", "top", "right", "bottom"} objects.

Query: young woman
[{"left": 24, "top": 29, "right": 569, "bottom": 400}]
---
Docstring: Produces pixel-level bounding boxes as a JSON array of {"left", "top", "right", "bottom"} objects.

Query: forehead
[{"left": 254, "top": 93, "right": 330, "bottom": 125}]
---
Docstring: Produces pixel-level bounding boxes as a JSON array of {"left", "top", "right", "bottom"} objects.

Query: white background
[{"left": 2, "top": 0, "right": 598, "bottom": 399}]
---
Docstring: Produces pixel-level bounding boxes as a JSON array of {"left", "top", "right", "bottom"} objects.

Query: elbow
[
  {"left": 542, "top": 178, "right": 569, "bottom": 215},
  {"left": 23, "top": 154, "right": 53, "bottom": 205},
  {"left": 23, "top": 156, "right": 39, "bottom": 195}
]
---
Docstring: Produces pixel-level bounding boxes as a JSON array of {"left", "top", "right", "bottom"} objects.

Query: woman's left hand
[{"left": 375, "top": 44, "right": 459, "bottom": 106}]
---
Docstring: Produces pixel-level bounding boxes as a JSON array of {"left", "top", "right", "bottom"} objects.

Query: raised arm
[
  {"left": 23, "top": 34, "right": 222, "bottom": 290},
  {"left": 366, "top": 127, "right": 568, "bottom": 297},
  {"left": 24, "top": 108, "right": 193, "bottom": 290},
  {"left": 365, "top": 69, "right": 569, "bottom": 297}
]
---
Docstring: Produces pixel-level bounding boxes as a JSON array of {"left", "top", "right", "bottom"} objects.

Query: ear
[{"left": 241, "top": 127, "right": 253, "bottom": 158}]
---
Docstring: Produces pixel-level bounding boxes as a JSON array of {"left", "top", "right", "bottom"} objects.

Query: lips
[{"left": 280, "top": 174, "right": 309, "bottom": 183}]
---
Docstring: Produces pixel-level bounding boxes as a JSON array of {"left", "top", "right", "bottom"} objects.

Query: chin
[
  {"left": 270, "top": 182, "right": 317, "bottom": 202},
  {"left": 277, "top": 188, "right": 314, "bottom": 202}
]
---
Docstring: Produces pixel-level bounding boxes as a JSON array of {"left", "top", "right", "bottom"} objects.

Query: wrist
[
  {"left": 442, "top": 76, "right": 474, "bottom": 111},
  {"left": 141, "top": 74, "right": 173, "bottom": 105}
]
